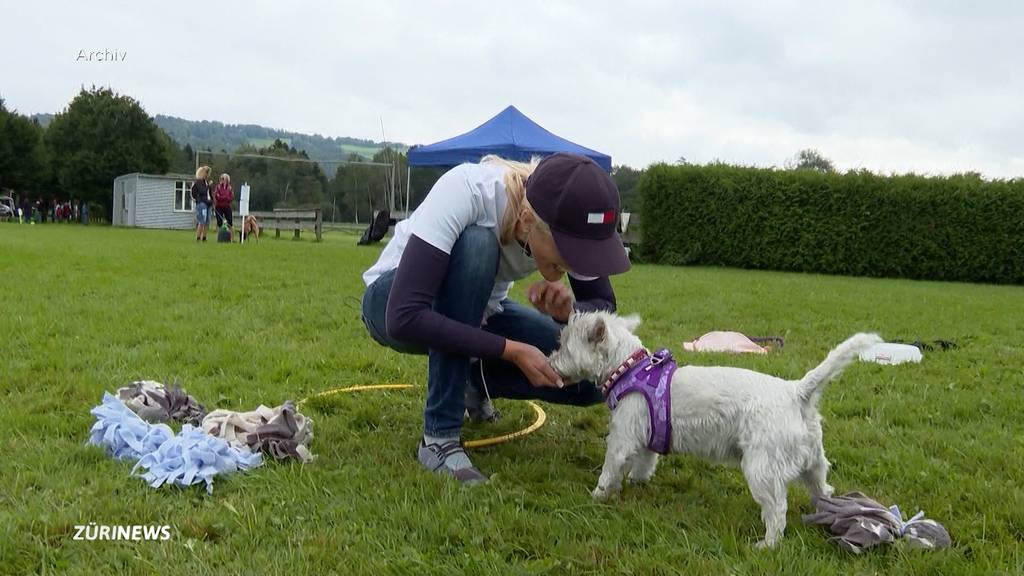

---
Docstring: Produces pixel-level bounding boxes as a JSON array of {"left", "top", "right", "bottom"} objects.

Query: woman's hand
[
  {"left": 502, "top": 340, "right": 564, "bottom": 388},
  {"left": 527, "top": 281, "right": 573, "bottom": 323}
]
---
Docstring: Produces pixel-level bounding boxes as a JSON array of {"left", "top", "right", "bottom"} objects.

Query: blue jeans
[
  {"left": 195, "top": 202, "right": 210, "bottom": 226},
  {"left": 361, "top": 226, "right": 603, "bottom": 437}
]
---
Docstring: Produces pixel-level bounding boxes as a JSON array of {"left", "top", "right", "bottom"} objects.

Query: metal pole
[{"left": 405, "top": 166, "right": 411, "bottom": 215}]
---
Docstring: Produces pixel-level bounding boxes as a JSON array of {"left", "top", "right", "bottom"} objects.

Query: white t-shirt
[{"left": 362, "top": 163, "right": 537, "bottom": 318}]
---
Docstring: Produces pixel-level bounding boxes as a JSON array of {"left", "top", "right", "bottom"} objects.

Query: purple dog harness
[{"left": 601, "top": 348, "right": 677, "bottom": 455}]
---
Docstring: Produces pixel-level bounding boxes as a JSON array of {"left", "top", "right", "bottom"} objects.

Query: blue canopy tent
[
  {"left": 407, "top": 105, "right": 612, "bottom": 171},
  {"left": 398, "top": 106, "right": 612, "bottom": 215}
]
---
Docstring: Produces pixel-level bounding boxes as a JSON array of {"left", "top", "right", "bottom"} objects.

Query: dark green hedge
[{"left": 639, "top": 164, "right": 1024, "bottom": 284}]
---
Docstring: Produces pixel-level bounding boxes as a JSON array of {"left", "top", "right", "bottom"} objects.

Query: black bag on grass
[{"left": 358, "top": 210, "right": 392, "bottom": 245}]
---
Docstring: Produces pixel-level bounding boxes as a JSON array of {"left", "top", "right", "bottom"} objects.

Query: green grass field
[{"left": 1, "top": 224, "right": 1022, "bottom": 575}]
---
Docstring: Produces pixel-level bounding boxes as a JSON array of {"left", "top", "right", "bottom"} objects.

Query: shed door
[{"left": 121, "top": 181, "right": 135, "bottom": 226}]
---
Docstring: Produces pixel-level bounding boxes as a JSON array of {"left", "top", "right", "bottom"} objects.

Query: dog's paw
[
  {"left": 823, "top": 484, "right": 835, "bottom": 497},
  {"left": 627, "top": 474, "right": 651, "bottom": 486},
  {"left": 754, "top": 538, "right": 779, "bottom": 550}
]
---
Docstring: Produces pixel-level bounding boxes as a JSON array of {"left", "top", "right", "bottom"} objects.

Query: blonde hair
[
  {"left": 195, "top": 165, "right": 211, "bottom": 180},
  {"left": 480, "top": 155, "right": 548, "bottom": 244},
  {"left": 219, "top": 173, "right": 231, "bottom": 184}
]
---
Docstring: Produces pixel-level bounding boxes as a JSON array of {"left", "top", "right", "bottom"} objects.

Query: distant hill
[{"left": 30, "top": 113, "right": 406, "bottom": 161}]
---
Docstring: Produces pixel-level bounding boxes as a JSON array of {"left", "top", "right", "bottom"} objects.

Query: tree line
[
  {"left": 151, "top": 114, "right": 391, "bottom": 163},
  {"left": 0, "top": 87, "right": 432, "bottom": 223},
  {"left": 1, "top": 88, "right": 180, "bottom": 220},
  {"left": 0, "top": 86, "right": 838, "bottom": 224}
]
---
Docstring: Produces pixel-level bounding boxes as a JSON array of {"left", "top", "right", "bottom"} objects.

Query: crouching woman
[{"left": 360, "top": 153, "right": 630, "bottom": 484}]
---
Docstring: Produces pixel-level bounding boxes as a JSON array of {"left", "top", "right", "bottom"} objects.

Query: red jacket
[{"left": 214, "top": 183, "right": 234, "bottom": 208}]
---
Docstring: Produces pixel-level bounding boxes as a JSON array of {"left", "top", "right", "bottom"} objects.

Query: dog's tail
[{"left": 797, "top": 333, "right": 882, "bottom": 406}]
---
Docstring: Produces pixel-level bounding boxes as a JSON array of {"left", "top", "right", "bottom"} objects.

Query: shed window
[{"left": 174, "top": 181, "right": 194, "bottom": 212}]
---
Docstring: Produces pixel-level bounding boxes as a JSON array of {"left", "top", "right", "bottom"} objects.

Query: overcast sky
[{"left": 2, "top": 1, "right": 1022, "bottom": 177}]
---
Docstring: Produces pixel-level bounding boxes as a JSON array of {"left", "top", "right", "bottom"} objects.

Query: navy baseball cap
[{"left": 526, "top": 153, "right": 630, "bottom": 277}]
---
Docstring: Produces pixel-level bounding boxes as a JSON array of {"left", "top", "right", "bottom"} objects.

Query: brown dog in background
[{"left": 241, "top": 215, "right": 260, "bottom": 242}]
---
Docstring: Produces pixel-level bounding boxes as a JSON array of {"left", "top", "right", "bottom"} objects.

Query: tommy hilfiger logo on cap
[{"left": 587, "top": 210, "right": 615, "bottom": 224}]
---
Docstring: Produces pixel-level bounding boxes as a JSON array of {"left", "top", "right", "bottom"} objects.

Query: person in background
[
  {"left": 213, "top": 173, "right": 234, "bottom": 235},
  {"left": 190, "top": 166, "right": 213, "bottom": 242}
]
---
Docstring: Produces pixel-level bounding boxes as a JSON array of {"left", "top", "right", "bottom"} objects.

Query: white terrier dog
[{"left": 549, "top": 311, "right": 882, "bottom": 548}]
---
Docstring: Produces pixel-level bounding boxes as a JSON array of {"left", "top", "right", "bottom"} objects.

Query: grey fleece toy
[
  {"left": 803, "top": 491, "right": 951, "bottom": 553},
  {"left": 117, "top": 380, "right": 207, "bottom": 427}
]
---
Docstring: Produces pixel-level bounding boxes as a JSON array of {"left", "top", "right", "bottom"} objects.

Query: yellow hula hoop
[{"left": 297, "top": 384, "right": 547, "bottom": 449}]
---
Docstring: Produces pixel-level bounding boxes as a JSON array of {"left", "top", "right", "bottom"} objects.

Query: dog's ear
[
  {"left": 621, "top": 314, "right": 641, "bottom": 333},
  {"left": 587, "top": 317, "right": 607, "bottom": 344}
]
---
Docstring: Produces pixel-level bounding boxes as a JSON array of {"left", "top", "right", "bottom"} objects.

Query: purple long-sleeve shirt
[{"left": 385, "top": 235, "right": 617, "bottom": 359}]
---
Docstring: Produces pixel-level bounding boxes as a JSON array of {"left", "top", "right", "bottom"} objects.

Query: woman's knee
[
  {"left": 485, "top": 302, "right": 562, "bottom": 353},
  {"left": 449, "top": 226, "right": 499, "bottom": 276}
]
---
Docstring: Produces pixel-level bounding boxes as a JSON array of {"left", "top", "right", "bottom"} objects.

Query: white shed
[{"left": 112, "top": 173, "right": 198, "bottom": 229}]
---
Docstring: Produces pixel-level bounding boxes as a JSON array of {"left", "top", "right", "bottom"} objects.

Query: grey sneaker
[{"left": 416, "top": 440, "right": 488, "bottom": 485}]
